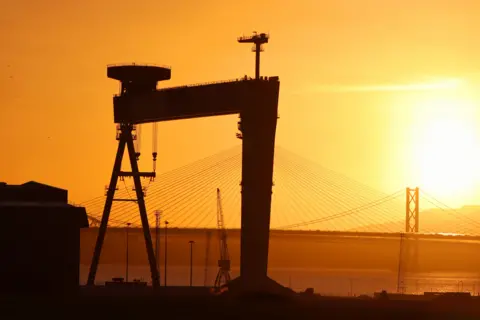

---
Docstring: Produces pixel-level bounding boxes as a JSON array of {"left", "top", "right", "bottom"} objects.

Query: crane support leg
[
  {"left": 236, "top": 86, "right": 287, "bottom": 293},
  {"left": 125, "top": 127, "right": 161, "bottom": 288},
  {"left": 87, "top": 130, "right": 126, "bottom": 286},
  {"left": 87, "top": 124, "right": 160, "bottom": 288}
]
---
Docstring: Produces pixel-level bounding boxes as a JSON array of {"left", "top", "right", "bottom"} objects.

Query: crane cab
[{"left": 107, "top": 64, "right": 171, "bottom": 96}]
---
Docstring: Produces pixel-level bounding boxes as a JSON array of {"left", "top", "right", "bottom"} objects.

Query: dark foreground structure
[
  {"left": 86, "top": 33, "right": 291, "bottom": 295},
  {"left": 2, "top": 291, "right": 480, "bottom": 319},
  {"left": 88, "top": 62, "right": 289, "bottom": 294},
  {"left": 0, "top": 181, "right": 88, "bottom": 295}
]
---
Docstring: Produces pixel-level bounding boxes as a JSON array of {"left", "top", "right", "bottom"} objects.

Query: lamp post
[
  {"left": 154, "top": 210, "right": 161, "bottom": 272},
  {"left": 125, "top": 222, "right": 131, "bottom": 282},
  {"left": 164, "top": 220, "right": 169, "bottom": 287},
  {"left": 189, "top": 240, "right": 195, "bottom": 287}
]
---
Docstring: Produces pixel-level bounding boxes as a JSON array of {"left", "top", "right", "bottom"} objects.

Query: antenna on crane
[
  {"left": 214, "top": 188, "right": 231, "bottom": 290},
  {"left": 151, "top": 122, "right": 158, "bottom": 181},
  {"left": 237, "top": 31, "right": 269, "bottom": 80},
  {"left": 236, "top": 32, "right": 270, "bottom": 141}
]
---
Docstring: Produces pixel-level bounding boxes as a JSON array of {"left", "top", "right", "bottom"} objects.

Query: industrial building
[{"left": 0, "top": 181, "right": 88, "bottom": 295}]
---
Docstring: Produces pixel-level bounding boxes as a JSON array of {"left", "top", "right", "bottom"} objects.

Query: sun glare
[{"left": 411, "top": 96, "right": 480, "bottom": 204}]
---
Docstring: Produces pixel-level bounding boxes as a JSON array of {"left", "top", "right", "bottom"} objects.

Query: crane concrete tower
[{"left": 238, "top": 32, "right": 269, "bottom": 79}]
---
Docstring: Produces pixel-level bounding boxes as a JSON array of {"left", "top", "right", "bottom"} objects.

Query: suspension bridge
[{"left": 79, "top": 145, "right": 480, "bottom": 237}]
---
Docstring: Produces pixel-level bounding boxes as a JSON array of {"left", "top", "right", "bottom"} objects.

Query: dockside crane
[
  {"left": 90, "top": 41, "right": 283, "bottom": 292},
  {"left": 214, "top": 188, "right": 231, "bottom": 289}
]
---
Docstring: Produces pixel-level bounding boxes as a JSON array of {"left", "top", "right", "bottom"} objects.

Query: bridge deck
[{"left": 85, "top": 226, "right": 480, "bottom": 241}]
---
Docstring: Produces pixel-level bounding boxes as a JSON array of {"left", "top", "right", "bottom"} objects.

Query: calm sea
[{"left": 80, "top": 264, "right": 480, "bottom": 296}]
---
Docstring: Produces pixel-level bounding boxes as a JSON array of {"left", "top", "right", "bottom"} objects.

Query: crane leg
[
  {"left": 125, "top": 126, "right": 161, "bottom": 288},
  {"left": 87, "top": 129, "right": 126, "bottom": 285},
  {"left": 87, "top": 124, "right": 160, "bottom": 288}
]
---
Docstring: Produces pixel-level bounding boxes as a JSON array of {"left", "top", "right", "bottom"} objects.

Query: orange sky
[{"left": 2, "top": 0, "right": 480, "bottom": 208}]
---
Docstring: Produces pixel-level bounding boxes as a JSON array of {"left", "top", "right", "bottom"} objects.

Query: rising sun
[{"left": 411, "top": 96, "right": 480, "bottom": 204}]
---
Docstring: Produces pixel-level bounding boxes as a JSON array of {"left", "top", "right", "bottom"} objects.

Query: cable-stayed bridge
[{"left": 79, "top": 145, "right": 480, "bottom": 236}]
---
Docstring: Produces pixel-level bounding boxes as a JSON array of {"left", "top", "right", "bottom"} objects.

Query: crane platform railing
[
  {"left": 112, "top": 76, "right": 278, "bottom": 97},
  {"left": 106, "top": 63, "right": 172, "bottom": 70},
  {"left": 237, "top": 33, "right": 270, "bottom": 42}
]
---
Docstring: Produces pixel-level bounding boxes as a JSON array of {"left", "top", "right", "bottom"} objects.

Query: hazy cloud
[{"left": 294, "top": 78, "right": 463, "bottom": 95}]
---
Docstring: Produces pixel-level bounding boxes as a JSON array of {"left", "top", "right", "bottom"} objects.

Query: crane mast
[{"left": 214, "top": 188, "right": 231, "bottom": 289}]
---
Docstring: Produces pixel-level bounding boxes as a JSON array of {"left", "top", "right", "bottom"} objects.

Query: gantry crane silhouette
[
  {"left": 214, "top": 188, "right": 231, "bottom": 289},
  {"left": 88, "top": 34, "right": 291, "bottom": 294}
]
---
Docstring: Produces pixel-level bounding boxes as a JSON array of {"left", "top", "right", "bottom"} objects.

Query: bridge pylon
[
  {"left": 401, "top": 187, "right": 420, "bottom": 292},
  {"left": 406, "top": 187, "right": 419, "bottom": 233}
]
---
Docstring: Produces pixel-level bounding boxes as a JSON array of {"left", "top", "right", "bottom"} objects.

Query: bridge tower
[
  {"left": 406, "top": 187, "right": 419, "bottom": 233},
  {"left": 87, "top": 65, "right": 171, "bottom": 288},
  {"left": 238, "top": 32, "right": 269, "bottom": 80},
  {"left": 400, "top": 187, "right": 420, "bottom": 293}
]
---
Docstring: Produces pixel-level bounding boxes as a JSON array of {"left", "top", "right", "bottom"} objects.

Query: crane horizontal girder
[{"left": 113, "top": 77, "right": 279, "bottom": 124}]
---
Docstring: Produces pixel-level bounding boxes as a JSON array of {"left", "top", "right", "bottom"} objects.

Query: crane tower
[{"left": 214, "top": 188, "right": 231, "bottom": 288}]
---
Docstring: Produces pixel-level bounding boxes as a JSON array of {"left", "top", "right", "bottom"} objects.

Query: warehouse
[{"left": 0, "top": 181, "right": 88, "bottom": 295}]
